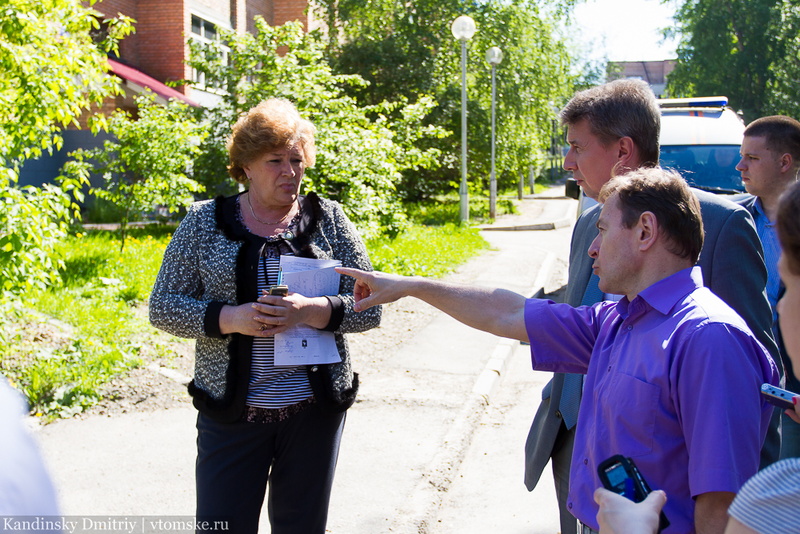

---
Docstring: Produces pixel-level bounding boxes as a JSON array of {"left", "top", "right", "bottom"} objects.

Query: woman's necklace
[{"left": 246, "top": 193, "right": 296, "bottom": 226}]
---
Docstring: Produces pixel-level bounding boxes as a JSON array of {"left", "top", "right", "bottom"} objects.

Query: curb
[
  {"left": 480, "top": 198, "right": 576, "bottom": 232},
  {"left": 398, "top": 250, "right": 559, "bottom": 532},
  {"left": 472, "top": 339, "right": 517, "bottom": 403},
  {"left": 482, "top": 217, "right": 572, "bottom": 231}
]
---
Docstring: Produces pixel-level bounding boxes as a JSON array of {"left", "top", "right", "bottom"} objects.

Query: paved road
[{"left": 33, "top": 190, "right": 578, "bottom": 534}]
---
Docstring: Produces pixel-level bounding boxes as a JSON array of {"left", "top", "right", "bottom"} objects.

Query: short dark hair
[
  {"left": 599, "top": 167, "right": 704, "bottom": 264},
  {"left": 560, "top": 79, "right": 660, "bottom": 168},
  {"left": 744, "top": 115, "right": 800, "bottom": 167},
  {"left": 777, "top": 180, "right": 800, "bottom": 275}
]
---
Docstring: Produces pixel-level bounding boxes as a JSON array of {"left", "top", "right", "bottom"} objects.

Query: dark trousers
[
  {"left": 195, "top": 405, "right": 346, "bottom": 534},
  {"left": 553, "top": 421, "right": 578, "bottom": 534}
]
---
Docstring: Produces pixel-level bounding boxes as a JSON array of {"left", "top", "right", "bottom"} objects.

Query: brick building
[
  {"left": 20, "top": 0, "right": 313, "bottom": 185},
  {"left": 93, "top": 0, "right": 316, "bottom": 107}
]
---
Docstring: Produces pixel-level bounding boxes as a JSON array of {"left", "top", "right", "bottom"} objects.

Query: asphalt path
[{"left": 32, "top": 190, "right": 578, "bottom": 534}]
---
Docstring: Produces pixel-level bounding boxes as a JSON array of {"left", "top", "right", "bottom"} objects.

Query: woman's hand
[
  {"left": 250, "top": 291, "right": 332, "bottom": 335},
  {"left": 787, "top": 397, "right": 800, "bottom": 425},
  {"left": 218, "top": 294, "right": 330, "bottom": 337},
  {"left": 218, "top": 302, "right": 278, "bottom": 337}
]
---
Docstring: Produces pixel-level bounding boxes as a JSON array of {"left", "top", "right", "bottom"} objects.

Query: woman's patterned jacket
[{"left": 149, "top": 192, "right": 381, "bottom": 422}]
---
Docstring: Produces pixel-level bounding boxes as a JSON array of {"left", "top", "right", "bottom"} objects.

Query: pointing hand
[{"left": 335, "top": 267, "right": 409, "bottom": 312}]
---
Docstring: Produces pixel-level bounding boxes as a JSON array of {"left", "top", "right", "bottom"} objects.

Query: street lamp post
[
  {"left": 451, "top": 15, "right": 476, "bottom": 223},
  {"left": 485, "top": 46, "right": 503, "bottom": 219}
]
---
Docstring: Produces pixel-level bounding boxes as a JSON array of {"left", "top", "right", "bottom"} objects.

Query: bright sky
[{"left": 569, "top": 0, "right": 680, "bottom": 63}]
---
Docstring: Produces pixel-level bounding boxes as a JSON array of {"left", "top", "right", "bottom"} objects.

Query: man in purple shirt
[{"left": 338, "top": 168, "right": 778, "bottom": 533}]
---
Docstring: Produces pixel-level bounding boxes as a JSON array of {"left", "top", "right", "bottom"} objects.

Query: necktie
[{"left": 558, "top": 273, "right": 603, "bottom": 430}]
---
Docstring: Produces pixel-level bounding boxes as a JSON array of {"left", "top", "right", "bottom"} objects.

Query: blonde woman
[{"left": 150, "top": 99, "right": 380, "bottom": 533}]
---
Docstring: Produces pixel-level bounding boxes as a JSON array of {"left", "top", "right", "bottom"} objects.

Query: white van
[
  {"left": 566, "top": 96, "right": 746, "bottom": 210},
  {"left": 659, "top": 96, "right": 745, "bottom": 194}
]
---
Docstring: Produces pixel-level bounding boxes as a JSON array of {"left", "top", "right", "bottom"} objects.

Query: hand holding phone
[
  {"left": 761, "top": 383, "right": 800, "bottom": 411},
  {"left": 268, "top": 285, "right": 289, "bottom": 296},
  {"left": 598, "top": 455, "right": 670, "bottom": 533}
]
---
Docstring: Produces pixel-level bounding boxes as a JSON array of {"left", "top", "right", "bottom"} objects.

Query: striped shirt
[
  {"left": 245, "top": 214, "right": 313, "bottom": 409},
  {"left": 728, "top": 458, "right": 800, "bottom": 533}
]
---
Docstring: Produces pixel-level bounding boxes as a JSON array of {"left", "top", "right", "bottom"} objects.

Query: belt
[
  {"left": 242, "top": 396, "right": 316, "bottom": 423},
  {"left": 579, "top": 522, "right": 599, "bottom": 534}
]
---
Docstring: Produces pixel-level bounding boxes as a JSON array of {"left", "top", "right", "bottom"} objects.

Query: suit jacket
[
  {"left": 737, "top": 194, "right": 798, "bottom": 392},
  {"left": 524, "top": 189, "right": 780, "bottom": 490}
]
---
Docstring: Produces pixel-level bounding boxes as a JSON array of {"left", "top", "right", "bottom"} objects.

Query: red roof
[{"left": 107, "top": 58, "right": 200, "bottom": 107}]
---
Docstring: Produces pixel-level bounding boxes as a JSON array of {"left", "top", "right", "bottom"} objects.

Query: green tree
[
  {"left": 667, "top": 0, "right": 783, "bottom": 121},
  {"left": 314, "top": 0, "right": 581, "bottom": 201},
  {"left": 188, "top": 18, "right": 446, "bottom": 238},
  {"left": 470, "top": 1, "right": 577, "bottom": 193},
  {"left": 767, "top": 0, "right": 800, "bottom": 117},
  {"left": 63, "top": 94, "right": 207, "bottom": 251},
  {"left": 0, "top": 0, "right": 132, "bottom": 296}
]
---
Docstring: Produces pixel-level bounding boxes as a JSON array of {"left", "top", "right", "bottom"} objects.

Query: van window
[{"left": 660, "top": 145, "right": 743, "bottom": 193}]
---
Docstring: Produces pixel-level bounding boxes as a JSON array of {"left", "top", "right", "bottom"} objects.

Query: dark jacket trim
[
  {"left": 322, "top": 296, "right": 344, "bottom": 332},
  {"left": 191, "top": 191, "right": 356, "bottom": 422},
  {"left": 289, "top": 192, "right": 322, "bottom": 257},
  {"left": 188, "top": 335, "right": 242, "bottom": 420},
  {"left": 203, "top": 302, "right": 226, "bottom": 339},
  {"left": 307, "top": 368, "right": 359, "bottom": 414}
]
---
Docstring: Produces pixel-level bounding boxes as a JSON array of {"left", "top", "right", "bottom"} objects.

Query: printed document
[{"left": 274, "top": 256, "right": 342, "bottom": 366}]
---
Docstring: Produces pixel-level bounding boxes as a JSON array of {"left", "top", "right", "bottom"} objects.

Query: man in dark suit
[
  {"left": 523, "top": 79, "right": 781, "bottom": 534},
  {"left": 735, "top": 115, "right": 800, "bottom": 459}
]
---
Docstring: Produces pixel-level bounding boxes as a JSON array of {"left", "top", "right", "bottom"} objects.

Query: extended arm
[{"left": 336, "top": 267, "right": 530, "bottom": 342}]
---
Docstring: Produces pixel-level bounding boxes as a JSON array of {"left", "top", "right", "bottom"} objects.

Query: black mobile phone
[
  {"left": 761, "top": 383, "right": 800, "bottom": 410},
  {"left": 268, "top": 285, "right": 289, "bottom": 296},
  {"left": 598, "top": 455, "right": 670, "bottom": 532}
]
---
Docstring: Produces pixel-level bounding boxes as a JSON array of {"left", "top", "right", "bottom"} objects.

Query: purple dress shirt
[{"left": 524, "top": 267, "right": 778, "bottom": 533}]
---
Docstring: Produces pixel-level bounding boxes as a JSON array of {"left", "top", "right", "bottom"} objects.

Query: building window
[
  {"left": 190, "top": 14, "right": 228, "bottom": 91},
  {"left": 191, "top": 15, "right": 218, "bottom": 41}
]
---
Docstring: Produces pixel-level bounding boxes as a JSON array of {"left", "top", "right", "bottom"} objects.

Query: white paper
[
  {"left": 279, "top": 256, "right": 341, "bottom": 274},
  {"left": 280, "top": 266, "right": 340, "bottom": 298},
  {"left": 274, "top": 256, "right": 342, "bottom": 366},
  {"left": 274, "top": 326, "right": 341, "bottom": 366}
]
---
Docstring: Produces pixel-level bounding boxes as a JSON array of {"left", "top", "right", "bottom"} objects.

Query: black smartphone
[
  {"left": 598, "top": 455, "right": 670, "bottom": 532},
  {"left": 268, "top": 285, "right": 289, "bottom": 296},
  {"left": 761, "top": 383, "right": 800, "bottom": 410}
]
